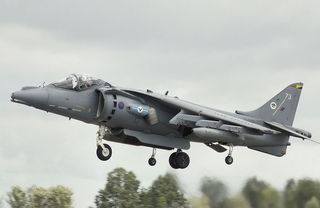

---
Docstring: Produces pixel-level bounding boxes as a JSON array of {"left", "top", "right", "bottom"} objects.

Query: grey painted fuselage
[{"left": 11, "top": 74, "right": 312, "bottom": 163}]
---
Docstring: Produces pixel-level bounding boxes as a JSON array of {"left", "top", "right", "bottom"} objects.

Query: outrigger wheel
[
  {"left": 148, "top": 157, "right": 156, "bottom": 166},
  {"left": 148, "top": 148, "right": 157, "bottom": 166},
  {"left": 225, "top": 155, "right": 233, "bottom": 165},
  {"left": 225, "top": 144, "right": 234, "bottom": 165}
]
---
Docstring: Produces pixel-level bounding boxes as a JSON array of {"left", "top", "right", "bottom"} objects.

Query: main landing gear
[
  {"left": 225, "top": 144, "right": 233, "bottom": 165},
  {"left": 169, "top": 149, "right": 190, "bottom": 169},
  {"left": 147, "top": 148, "right": 190, "bottom": 169},
  {"left": 96, "top": 126, "right": 112, "bottom": 161}
]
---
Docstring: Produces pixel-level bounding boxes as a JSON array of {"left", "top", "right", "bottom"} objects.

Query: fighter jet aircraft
[{"left": 11, "top": 74, "right": 313, "bottom": 169}]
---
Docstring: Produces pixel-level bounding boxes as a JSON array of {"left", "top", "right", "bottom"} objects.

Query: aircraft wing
[{"left": 120, "top": 88, "right": 280, "bottom": 135}]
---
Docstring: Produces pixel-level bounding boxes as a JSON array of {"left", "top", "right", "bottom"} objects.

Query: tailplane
[{"left": 236, "top": 83, "right": 303, "bottom": 126}]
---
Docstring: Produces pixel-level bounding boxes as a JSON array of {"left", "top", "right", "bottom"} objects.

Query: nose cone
[{"left": 11, "top": 87, "right": 48, "bottom": 108}]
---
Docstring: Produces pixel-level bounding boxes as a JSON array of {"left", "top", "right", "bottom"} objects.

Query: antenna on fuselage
[{"left": 165, "top": 91, "right": 169, "bottom": 95}]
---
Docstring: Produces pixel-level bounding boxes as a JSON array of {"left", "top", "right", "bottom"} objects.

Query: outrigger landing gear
[
  {"left": 225, "top": 144, "right": 233, "bottom": 165},
  {"left": 96, "top": 126, "right": 112, "bottom": 161},
  {"left": 148, "top": 148, "right": 157, "bottom": 166},
  {"left": 169, "top": 149, "right": 190, "bottom": 169}
]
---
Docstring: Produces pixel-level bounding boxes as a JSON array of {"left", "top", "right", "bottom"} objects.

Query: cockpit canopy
[{"left": 52, "top": 74, "right": 109, "bottom": 90}]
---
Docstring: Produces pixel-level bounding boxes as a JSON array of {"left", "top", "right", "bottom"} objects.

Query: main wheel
[
  {"left": 96, "top": 144, "right": 112, "bottom": 161},
  {"left": 175, "top": 152, "right": 190, "bottom": 169},
  {"left": 148, "top": 157, "right": 156, "bottom": 166},
  {"left": 169, "top": 152, "right": 178, "bottom": 169},
  {"left": 225, "top": 155, "right": 233, "bottom": 165}
]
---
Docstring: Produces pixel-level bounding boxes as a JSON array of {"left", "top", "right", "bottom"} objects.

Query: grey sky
[{"left": 1, "top": 0, "right": 320, "bottom": 207}]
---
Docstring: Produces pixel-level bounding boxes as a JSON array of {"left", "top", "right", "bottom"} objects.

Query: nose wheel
[
  {"left": 225, "top": 144, "right": 234, "bottom": 165},
  {"left": 169, "top": 149, "right": 190, "bottom": 169},
  {"left": 148, "top": 148, "right": 157, "bottom": 166},
  {"left": 96, "top": 126, "right": 112, "bottom": 161},
  {"left": 97, "top": 144, "right": 112, "bottom": 161}
]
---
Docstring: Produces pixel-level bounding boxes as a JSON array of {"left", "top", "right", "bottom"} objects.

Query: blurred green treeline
[{"left": 3, "top": 167, "right": 320, "bottom": 208}]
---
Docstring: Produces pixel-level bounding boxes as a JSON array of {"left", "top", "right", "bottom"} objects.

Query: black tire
[
  {"left": 169, "top": 152, "right": 178, "bottom": 169},
  {"left": 148, "top": 157, "right": 156, "bottom": 166},
  {"left": 175, "top": 152, "right": 190, "bottom": 169},
  {"left": 225, "top": 155, "right": 233, "bottom": 165},
  {"left": 96, "top": 144, "right": 112, "bottom": 161}
]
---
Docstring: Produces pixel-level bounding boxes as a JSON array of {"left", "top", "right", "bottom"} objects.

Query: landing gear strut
[
  {"left": 169, "top": 149, "right": 190, "bottom": 169},
  {"left": 148, "top": 148, "right": 157, "bottom": 166},
  {"left": 225, "top": 144, "right": 233, "bottom": 165},
  {"left": 96, "top": 126, "right": 112, "bottom": 161}
]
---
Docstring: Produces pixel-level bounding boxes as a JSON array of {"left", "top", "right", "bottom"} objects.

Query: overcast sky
[{"left": 1, "top": 1, "right": 320, "bottom": 207}]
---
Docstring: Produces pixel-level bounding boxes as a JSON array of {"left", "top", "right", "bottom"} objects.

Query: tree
[
  {"left": 27, "top": 186, "right": 48, "bottom": 208},
  {"left": 0, "top": 197, "right": 4, "bottom": 208},
  {"left": 305, "top": 197, "right": 320, "bottom": 208},
  {"left": 283, "top": 179, "right": 297, "bottom": 208},
  {"left": 46, "top": 186, "right": 73, "bottom": 208},
  {"left": 260, "top": 186, "right": 281, "bottom": 208},
  {"left": 242, "top": 177, "right": 267, "bottom": 207},
  {"left": 7, "top": 185, "right": 73, "bottom": 208},
  {"left": 139, "top": 188, "right": 153, "bottom": 208},
  {"left": 146, "top": 173, "right": 188, "bottom": 208},
  {"left": 222, "top": 194, "right": 251, "bottom": 208},
  {"left": 95, "top": 168, "right": 188, "bottom": 208},
  {"left": 7, "top": 186, "right": 27, "bottom": 208},
  {"left": 200, "top": 177, "right": 228, "bottom": 208},
  {"left": 242, "top": 177, "right": 280, "bottom": 208},
  {"left": 189, "top": 195, "right": 210, "bottom": 208},
  {"left": 95, "top": 168, "right": 141, "bottom": 208},
  {"left": 293, "top": 179, "right": 320, "bottom": 208}
]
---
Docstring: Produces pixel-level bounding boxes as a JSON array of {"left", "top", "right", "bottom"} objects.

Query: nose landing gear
[
  {"left": 97, "top": 144, "right": 112, "bottom": 161},
  {"left": 169, "top": 149, "right": 190, "bottom": 169},
  {"left": 96, "top": 126, "right": 112, "bottom": 161}
]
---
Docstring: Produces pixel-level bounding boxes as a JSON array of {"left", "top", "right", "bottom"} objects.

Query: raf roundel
[{"left": 118, "top": 102, "right": 125, "bottom": 110}]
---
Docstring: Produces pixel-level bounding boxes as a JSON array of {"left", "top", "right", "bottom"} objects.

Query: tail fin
[{"left": 236, "top": 83, "right": 303, "bottom": 126}]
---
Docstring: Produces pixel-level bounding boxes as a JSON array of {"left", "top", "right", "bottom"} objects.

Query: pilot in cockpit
[{"left": 51, "top": 74, "right": 109, "bottom": 90}]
